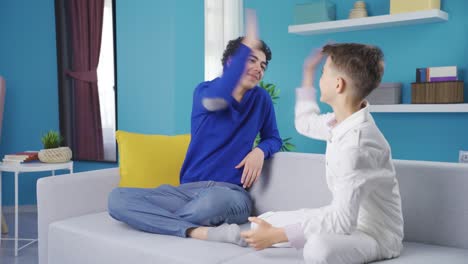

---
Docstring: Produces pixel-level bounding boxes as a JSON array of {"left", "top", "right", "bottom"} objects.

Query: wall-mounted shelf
[
  {"left": 370, "top": 104, "right": 468, "bottom": 113},
  {"left": 288, "top": 9, "right": 448, "bottom": 35}
]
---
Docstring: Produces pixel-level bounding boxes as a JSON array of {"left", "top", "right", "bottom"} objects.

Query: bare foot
[{"left": 187, "top": 227, "right": 209, "bottom": 240}]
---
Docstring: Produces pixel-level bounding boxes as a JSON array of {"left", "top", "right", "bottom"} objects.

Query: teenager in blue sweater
[{"left": 108, "top": 10, "right": 282, "bottom": 240}]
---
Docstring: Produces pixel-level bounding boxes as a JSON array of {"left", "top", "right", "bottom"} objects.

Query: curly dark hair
[
  {"left": 322, "top": 43, "right": 384, "bottom": 100},
  {"left": 221, "top": 37, "right": 272, "bottom": 67}
]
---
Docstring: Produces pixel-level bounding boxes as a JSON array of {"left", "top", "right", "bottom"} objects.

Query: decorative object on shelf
[
  {"left": 411, "top": 81, "right": 464, "bottom": 104},
  {"left": 367, "top": 82, "right": 402, "bottom": 105},
  {"left": 412, "top": 65, "right": 463, "bottom": 104},
  {"left": 254, "top": 81, "right": 295, "bottom": 152},
  {"left": 289, "top": 9, "right": 448, "bottom": 36},
  {"left": 390, "top": 0, "right": 440, "bottom": 15},
  {"left": 294, "top": 0, "right": 336, "bottom": 24},
  {"left": 416, "top": 66, "right": 458, "bottom": 83},
  {"left": 349, "top": 1, "right": 368, "bottom": 19},
  {"left": 38, "top": 130, "right": 72, "bottom": 163}
]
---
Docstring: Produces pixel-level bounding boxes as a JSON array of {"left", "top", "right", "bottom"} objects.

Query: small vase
[{"left": 38, "top": 147, "right": 72, "bottom": 163}]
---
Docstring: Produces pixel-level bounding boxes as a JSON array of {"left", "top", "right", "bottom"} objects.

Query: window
[
  {"left": 204, "top": 0, "right": 244, "bottom": 80},
  {"left": 55, "top": 0, "right": 117, "bottom": 162},
  {"left": 97, "top": 0, "right": 116, "bottom": 161}
]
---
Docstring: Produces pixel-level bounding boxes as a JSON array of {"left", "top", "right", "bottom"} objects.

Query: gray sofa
[{"left": 37, "top": 152, "right": 468, "bottom": 264}]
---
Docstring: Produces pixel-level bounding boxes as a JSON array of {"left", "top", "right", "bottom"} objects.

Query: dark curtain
[{"left": 61, "top": 0, "right": 105, "bottom": 160}]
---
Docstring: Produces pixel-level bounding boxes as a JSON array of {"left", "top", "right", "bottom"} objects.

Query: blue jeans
[{"left": 108, "top": 181, "right": 252, "bottom": 237}]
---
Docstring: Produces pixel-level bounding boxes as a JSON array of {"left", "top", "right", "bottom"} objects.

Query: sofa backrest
[
  {"left": 394, "top": 159, "right": 468, "bottom": 249},
  {"left": 250, "top": 152, "right": 468, "bottom": 250},
  {"left": 249, "top": 152, "right": 331, "bottom": 215}
]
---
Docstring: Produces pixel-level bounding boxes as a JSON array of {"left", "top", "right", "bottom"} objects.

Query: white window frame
[
  {"left": 97, "top": 0, "right": 116, "bottom": 161},
  {"left": 204, "top": 0, "right": 244, "bottom": 81}
]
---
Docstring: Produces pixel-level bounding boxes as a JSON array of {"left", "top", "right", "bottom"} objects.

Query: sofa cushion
[
  {"left": 249, "top": 152, "right": 331, "bottom": 216},
  {"left": 394, "top": 160, "right": 468, "bottom": 249},
  {"left": 222, "top": 248, "right": 304, "bottom": 264},
  {"left": 48, "top": 212, "right": 253, "bottom": 264},
  {"left": 221, "top": 242, "right": 468, "bottom": 264},
  {"left": 115, "top": 131, "right": 190, "bottom": 188},
  {"left": 48, "top": 212, "right": 468, "bottom": 264},
  {"left": 373, "top": 242, "right": 468, "bottom": 264}
]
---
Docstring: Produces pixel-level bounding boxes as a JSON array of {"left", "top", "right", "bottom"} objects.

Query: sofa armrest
[{"left": 37, "top": 168, "right": 119, "bottom": 264}]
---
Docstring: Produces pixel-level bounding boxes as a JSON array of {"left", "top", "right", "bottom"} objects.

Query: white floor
[{"left": 0, "top": 210, "right": 38, "bottom": 264}]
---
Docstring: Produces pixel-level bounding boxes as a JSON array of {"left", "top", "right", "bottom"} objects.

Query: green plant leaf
[
  {"left": 41, "top": 130, "right": 63, "bottom": 149},
  {"left": 257, "top": 81, "right": 295, "bottom": 152}
]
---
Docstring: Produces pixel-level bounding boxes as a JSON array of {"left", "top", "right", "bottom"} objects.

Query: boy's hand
[
  {"left": 241, "top": 217, "right": 286, "bottom": 250},
  {"left": 302, "top": 48, "right": 324, "bottom": 88},
  {"left": 242, "top": 9, "right": 261, "bottom": 50},
  {"left": 235, "top": 147, "right": 264, "bottom": 188}
]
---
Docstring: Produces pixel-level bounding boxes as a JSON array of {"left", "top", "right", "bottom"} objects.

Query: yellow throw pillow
[{"left": 116, "top": 130, "right": 191, "bottom": 188}]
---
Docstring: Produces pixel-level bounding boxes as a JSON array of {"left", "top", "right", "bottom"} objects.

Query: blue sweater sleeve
[
  {"left": 198, "top": 44, "right": 251, "bottom": 110},
  {"left": 256, "top": 99, "right": 282, "bottom": 159}
]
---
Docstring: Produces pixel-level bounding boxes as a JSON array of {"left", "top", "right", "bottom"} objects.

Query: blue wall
[
  {"left": 244, "top": 0, "right": 468, "bottom": 162},
  {"left": 173, "top": 1, "right": 204, "bottom": 134},
  {"left": 0, "top": 0, "right": 116, "bottom": 206},
  {"left": 116, "top": 0, "right": 204, "bottom": 134},
  {"left": 116, "top": 0, "right": 175, "bottom": 134},
  {"left": 1, "top": 0, "right": 466, "bottom": 206}
]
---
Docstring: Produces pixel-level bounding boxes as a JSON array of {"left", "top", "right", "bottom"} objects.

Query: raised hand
[
  {"left": 242, "top": 9, "right": 261, "bottom": 50},
  {"left": 302, "top": 48, "right": 324, "bottom": 88}
]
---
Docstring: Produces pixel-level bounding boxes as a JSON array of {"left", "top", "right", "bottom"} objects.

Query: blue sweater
[{"left": 180, "top": 44, "right": 282, "bottom": 185}]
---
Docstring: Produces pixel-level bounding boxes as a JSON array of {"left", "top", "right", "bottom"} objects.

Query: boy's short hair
[
  {"left": 221, "top": 37, "right": 272, "bottom": 68},
  {"left": 322, "top": 43, "right": 384, "bottom": 100}
]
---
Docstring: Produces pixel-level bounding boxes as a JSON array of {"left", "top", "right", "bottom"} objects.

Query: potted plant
[
  {"left": 254, "top": 81, "right": 295, "bottom": 152},
  {"left": 38, "top": 130, "right": 72, "bottom": 163}
]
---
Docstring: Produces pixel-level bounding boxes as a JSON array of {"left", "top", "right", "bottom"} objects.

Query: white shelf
[
  {"left": 289, "top": 9, "right": 448, "bottom": 35},
  {"left": 370, "top": 104, "right": 468, "bottom": 113}
]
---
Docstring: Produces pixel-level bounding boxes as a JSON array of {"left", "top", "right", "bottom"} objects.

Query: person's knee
[
  {"left": 180, "top": 204, "right": 223, "bottom": 226},
  {"left": 181, "top": 188, "right": 251, "bottom": 225},
  {"left": 303, "top": 235, "right": 334, "bottom": 264},
  {"left": 222, "top": 191, "right": 251, "bottom": 224},
  {"left": 185, "top": 189, "right": 230, "bottom": 224}
]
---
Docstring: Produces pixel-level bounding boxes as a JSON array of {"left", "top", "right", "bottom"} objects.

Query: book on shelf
[{"left": 416, "top": 66, "right": 458, "bottom": 83}]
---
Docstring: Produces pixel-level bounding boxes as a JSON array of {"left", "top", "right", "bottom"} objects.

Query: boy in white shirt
[{"left": 237, "top": 43, "right": 404, "bottom": 264}]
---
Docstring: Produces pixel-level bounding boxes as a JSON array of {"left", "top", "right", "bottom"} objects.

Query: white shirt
[{"left": 293, "top": 88, "right": 404, "bottom": 259}]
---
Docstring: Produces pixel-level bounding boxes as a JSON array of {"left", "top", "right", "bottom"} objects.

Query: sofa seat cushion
[
  {"left": 48, "top": 212, "right": 254, "bottom": 264},
  {"left": 373, "top": 242, "right": 468, "bottom": 264},
  {"left": 221, "top": 242, "right": 468, "bottom": 264},
  {"left": 48, "top": 212, "right": 468, "bottom": 264}
]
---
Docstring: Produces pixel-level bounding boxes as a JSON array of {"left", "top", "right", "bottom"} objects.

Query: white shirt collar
[{"left": 330, "top": 101, "right": 372, "bottom": 141}]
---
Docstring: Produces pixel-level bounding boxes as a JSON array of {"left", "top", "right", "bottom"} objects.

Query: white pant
[{"left": 254, "top": 211, "right": 381, "bottom": 264}]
